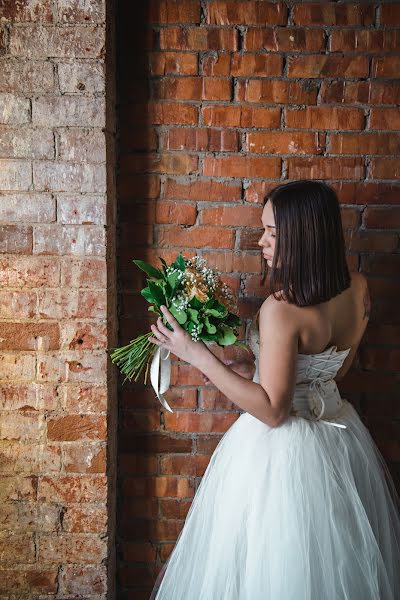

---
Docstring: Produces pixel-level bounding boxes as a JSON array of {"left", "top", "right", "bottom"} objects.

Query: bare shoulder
[
  {"left": 350, "top": 271, "right": 370, "bottom": 320},
  {"left": 259, "top": 295, "right": 300, "bottom": 331}
]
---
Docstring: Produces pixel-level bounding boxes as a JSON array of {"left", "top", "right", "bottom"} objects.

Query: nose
[{"left": 258, "top": 231, "right": 268, "bottom": 247}]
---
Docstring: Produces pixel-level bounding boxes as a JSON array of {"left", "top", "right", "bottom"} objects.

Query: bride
[{"left": 148, "top": 179, "right": 400, "bottom": 599}]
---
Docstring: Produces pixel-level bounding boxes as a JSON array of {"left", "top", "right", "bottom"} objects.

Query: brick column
[{"left": 0, "top": 0, "right": 116, "bottom": 597}]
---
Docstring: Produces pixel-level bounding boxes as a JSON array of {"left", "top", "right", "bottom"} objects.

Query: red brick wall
[
  {"left": 116, "top": 1, "right": 400, "bottom": 597},
  {"left": 0, "top": 0, "right": 117, "bottom": 597}
]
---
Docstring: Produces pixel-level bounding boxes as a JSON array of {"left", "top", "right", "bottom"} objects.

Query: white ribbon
[
  {"left": 150, "top": 346, "right": 173, "bottom": 412},
  {"left": 308, "top": 378, "right": 347, "bottom": 429}
]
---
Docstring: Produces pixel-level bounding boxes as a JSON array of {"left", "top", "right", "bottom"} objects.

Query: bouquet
[{"left": 110, "top": 252, "right": 249, "bottom": 412}]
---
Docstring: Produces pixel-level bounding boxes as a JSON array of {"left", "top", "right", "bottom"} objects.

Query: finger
[
  {"left": 156, "top": 317, "right": 172, "bottom": 338},
  {"left": 150, "top": 324, "right": 167, "bottom": 342},
  {"left": 160, "top": 305, "right": 178, "bottom": 329},
  {"left": 149, "top": 336, "right": 162, "bottom": 345}
]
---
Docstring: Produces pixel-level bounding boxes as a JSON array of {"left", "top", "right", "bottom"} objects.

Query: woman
[{"left": 149, "top": 180, "right": 400, "bottom": 599}]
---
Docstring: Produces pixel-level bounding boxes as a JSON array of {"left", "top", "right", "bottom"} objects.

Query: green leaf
[
  {"left": 187, "top": 308, "right": 199, "bottom": 324},
  {"left": 203, "top": 315, "right": 216, "bottom": 334},
  {"left": 159, "top": 257, "right": 168, "bottom": 272},
  {"left": 175, "top": 253, "right": 186, "bottom": 271},
  {"left": 133, "top": 259, "right": 163, "bottom": 280},
  {"left": 148, "top": 281, "right": 166, "bottom": 306},
  {"left": 167, "top": 270, "right": 180, "bottom": 291},
  {"left": 170, "top": 303, "right": 187, "bottom": 324},
  {"left": 216, "top": 325, "right": 237, "bottom": 346},
  {"left": 141, "top": 287, "right": 155, "bottom": 303},
  {"left": 148, "top": 305, "right": 162, "bottom": 316}
]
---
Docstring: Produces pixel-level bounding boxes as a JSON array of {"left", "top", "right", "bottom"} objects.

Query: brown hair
[{"left": 261, "top": 180, "right": 351, "bottom": 306}]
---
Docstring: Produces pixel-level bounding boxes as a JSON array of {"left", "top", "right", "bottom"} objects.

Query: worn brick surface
[
  {"left": 0, "top": 0, "right": 115, "bottom": 597},
  {"left": 117, "top": 1, "right": 400, "bottom": 597}
]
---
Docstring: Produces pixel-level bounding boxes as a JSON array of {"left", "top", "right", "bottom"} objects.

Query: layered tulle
[{"left": 151, "top": 400, "right": 400, "bottom": 600}]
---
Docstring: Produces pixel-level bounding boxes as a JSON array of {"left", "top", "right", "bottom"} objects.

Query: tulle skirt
[{"left": 150, "top": 400, "right": 400, "bottom": 600}]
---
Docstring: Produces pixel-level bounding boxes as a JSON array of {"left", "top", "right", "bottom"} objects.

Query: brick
[
  {"left": 152, "top": 200, "right": 197, "bottom": 224},
  {"left": 58, "top": 564, "right": 107, "bottom": 594},
  {"left": 149, "top": 0, "right": 200, "bottom": 23},
  {"left": 38, "top": 533, "right": 107, "bottom": 563},
  {"left": 361, "top": 254, "right": 400, "bottom": 276},
  {"left": 120, "top": 126, "right": 158, "bottom": 153},
  {"left": 33, "top": 224, "right": 106, "bottom": 256},
  {"left": 201, "top": 52, "right": 231, "bottom": 76},
  {"left": 0, "top": 441, "right": 61, "bottom": 473},
  {"left": 56, "top": 0, "right": 105, "bottom": 23},
  {"left": 293, "top": 3, "right": 374, "bottom": 26},
  {"left": 160, "top": 27, "right": 238, "bottom": 51},
  {"left": 124, "top": 102, "right": 198, "bottom": 126},
  {"left": 123, "top": 475, "right": 194, "bottom": 498},
  {"left": 63, "top": 445, "right": 106, "bottom": 474},
  {"left": 320, "top": 81, "right": 400, "bottom": 106},
  {"left": 10, "top": 24, "right": 105, "bottom": 58},
  {"left": 285, "top": 107, "right": 364, "bottom": 130},
  {"left": 33, "top": 161, "right": 106, "bottom": 193},
  {"left": 0, "top": 383, "right": 58, "bottom": 411},
  {"left": 207, "top": 1, "right": 288, "bottom": 25},
  {"left": 288, "top": 157, "right": 364, "bottom": 180},
  {"left": 0, "top": 503, "right": 60, "bottom": 531},
  {"left": 0, "top": 256, "right": 60, "bottom": 287},
  {"left": 61, "top": 384, "right": 107, "bottom": 413},
  {"left": 32, "top": 96, "right": 105, "bottom": 127},
  {"left": 203, "top": 156, "right": 281, "bottom": 178},
  {"left": 0, "top": 413, "right": 42, "bottom": 441},
  {"left": 372, "top": 57, "right": 400, "bottom": 79},
  {"left": 160, "top": 454, "right": 210, "bottom": 476},
  {"left": 230, "top": 53, "right": 282, "bottom": 77},
  {"left": 0, "top": 532, "right": 36, "bottom": 563},
  {"left": 153, "top": 77, "right": 231, "bottom": 101},
  {"left": 200, "top": 205, "right": 262, "bottom": 226},
  {"left": 346, "top": 231, "right": 398, "bottom": 252},
  {"left": 121, "top": 153, "right": 198, "bottom": 176},
  {"left": 0, "top": 93, "right": 30, "bottom": 125},
  {"left": 149, "top": 51, "right": 198, "bottom": 76},
  {"left": 0, "top": 159, "right": 32, "bottom": 190},
  {"left": 288, "top": 55, "right": 369, "bottom": 78},
  {"left": 381, "top": 3, "right": 400, "bottom": 25},
  {"left": 201, "top": 250, "right": 262, "bottom": 273},
  {"left": 0, "top": 0, "right": 53, "bottom": 22},
  {"left": 0, "top": 569, "right": 58, "bottom": 594},
  {"left": 330, "top": 30, "right": 400, "bottom": 53},
  {"left": 0, "top": 322, "right": 60, "bottom": 351},
  {"left": 57, "top": 60, "right": 105, "bottom": 93},
  {"left": 37, "top": 289, "right": 106, "bottom": 319},
  {"left": 48, "top": 415, "right": 106, "bottom": 441},
  {"left": 0, "top": 291, "right": 37, "bottom": 319},
  {"left": 0, "top": 225, "right": 32, "bottom": 253},
  {"left": 0, "top": 58, "right": 55, "bottom": 93},
  {"left": 164, "top": 178, "right": 241, "bottom": 202},
  {"left": 245, "top": 27, "right": 324, "bottom": 52},
  {"left": 236, "top": 79, "right": 318, "bottom": 104},
  {"left": 60, "top": 322, "right": 107, "bottom": 350},
  {"left": 243, "top": 180, "right": 279, "bottom": 204},
  {"left": 157, "top": 225, "right": 234, "bottom": 248},
  {"left": 164, "top": 128, "right": 240, "bottom": 152},
  {"left": 38, "top": 475, "right": 107, "bottom": 502},
  {"left": 0, "top": 475, "right": 37, "bottom": 501},
  {"left": 0, "top": 193, "right": 55, "bottom": 222},
  {"left": 37, "top": 350, "right": 107, "bottom": 383},
  {"left": 369, "top": 158, "right": 400, "bottom": 180},
  {"left": 369, "top": 109, "right": 400, "bottom": 131},
  {"left": 57, "top": 128, "right": 106, "bottom": 163},
  {"left": 56, "top": 194, "right": 106, "bottom": 225},
  {"left": 363, "top": 207, "right": 400, "bottom": 230},
  {"left": 0, "top": 126, "right": 54, "bottom": 159},
  {"left": 247, "top": 131, "right": 321, "bottom": 154},
  {"left": 61, "top": 257, "right": 107, "bottom": 288},
  {"left": 330, "top": 133, "right": 400, "bottom": 155},
  {"left": 165, "top": 412, "right": 237, "bottom": 432},
  {"left": 202, "top": 105, "right": 280, "bottom": 128}
]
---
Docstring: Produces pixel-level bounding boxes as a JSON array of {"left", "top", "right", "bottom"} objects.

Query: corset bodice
[{"left": 246, "top": 320, "right": 351, "bottom": 429}]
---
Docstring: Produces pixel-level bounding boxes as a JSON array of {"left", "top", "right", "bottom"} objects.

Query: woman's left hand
[{"left": 149, "top": 305, "right": 205, "bottom": 365}]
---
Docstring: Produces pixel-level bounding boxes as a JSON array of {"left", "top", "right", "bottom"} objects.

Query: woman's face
[{"left": 258, "top": 200, "right": 276, "bottom": 267}]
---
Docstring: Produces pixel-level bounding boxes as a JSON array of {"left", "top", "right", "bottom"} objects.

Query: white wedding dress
[{"left": 150, "top": 320, "right": 400, "bottom": 599}]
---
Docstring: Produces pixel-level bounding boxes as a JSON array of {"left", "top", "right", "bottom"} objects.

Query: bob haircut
[{"left": 261, "top": 179, "right": 351, "bottom": 307}]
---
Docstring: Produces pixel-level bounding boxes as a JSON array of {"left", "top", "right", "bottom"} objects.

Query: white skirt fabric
[{"left": 150, "top": 400, "right": 400, "bottom": 600}]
